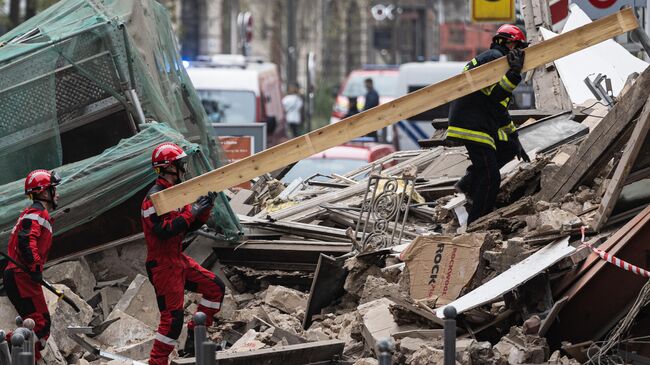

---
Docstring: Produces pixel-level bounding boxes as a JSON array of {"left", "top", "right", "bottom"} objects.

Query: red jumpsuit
[
  {"left": 3, "top": 201, "right": 53, "bottom": 358},
  {"left": 141, "top": 178, "right": 225, "bottom": 365}
]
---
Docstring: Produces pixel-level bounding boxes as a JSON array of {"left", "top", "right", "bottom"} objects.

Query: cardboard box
[{"left": 401, "top": 233, "right": 487, "bottom": 302}]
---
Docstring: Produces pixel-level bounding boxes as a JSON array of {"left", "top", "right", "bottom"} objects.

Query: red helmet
[
  {"left": 494, "top": 24, "right": 528, "bottom": 46},
  {"left": 151, "top": 142, "right": 187, "bottom": 170},
  {"left": 25, "top": 170, "right": 61, "bottom": 196}
]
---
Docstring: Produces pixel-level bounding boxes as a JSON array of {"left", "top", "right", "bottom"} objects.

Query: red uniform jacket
[
  {"left": 141, "top": 178, "right": 210, "bottom": 265},
  {"left": 6, "top": 202, "right": 53, "bottom": 273}
]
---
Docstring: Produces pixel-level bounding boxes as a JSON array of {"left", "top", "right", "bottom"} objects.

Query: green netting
[
  {"left": 0, "top": 0, "right": 241, "bottom": 241},
  {"left": 0, "top": 123, "right": 242, "bottom": 253}
]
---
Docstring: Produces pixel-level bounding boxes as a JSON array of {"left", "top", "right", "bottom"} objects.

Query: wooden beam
[
  {"left": 171, "top": 339, "right": 345, "bottom": 365},
  {"left": 592, "top": 96, "right": 650, "bottom": 231},
  {"left": 537, "top": 66, "right": 650, "bottom": 202},
  {"left": 151, "top": 9, "right": 639, "bottom": 214}
]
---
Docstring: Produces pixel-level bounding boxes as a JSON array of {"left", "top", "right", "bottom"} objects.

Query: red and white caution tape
[{"left": 580, "top": 226, "right": 650, "bottom": 278}]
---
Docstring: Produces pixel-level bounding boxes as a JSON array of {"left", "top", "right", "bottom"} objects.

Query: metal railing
[{"left": 0, "top": 316, "right": 37, "bottom": 365}]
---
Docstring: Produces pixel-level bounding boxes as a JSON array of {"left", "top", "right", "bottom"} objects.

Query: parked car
[
  {"left": 330, "top": 66, "right": 399, "bottom": 125},
  {"left": 282, "top": 140, "right": 396, "bottom": 183},
  {"left": 186, "top": 55, "right": 287, "bottom": 146}
]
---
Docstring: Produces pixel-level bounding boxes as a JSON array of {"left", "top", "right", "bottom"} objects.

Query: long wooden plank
[
  {"left": 152, "top": 9, "right": 639, "bottom": 214},
  {"left": 592, "top": 96, "right": 650, "bottom": 231},
  {"left": 171, "top": 339, "right": 345, "bottom": 365},
  {"left": 537, "top": 67, "right": 650, "bottom": 202}
]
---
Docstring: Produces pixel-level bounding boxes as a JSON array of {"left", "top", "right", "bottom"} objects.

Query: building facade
[{"left": 164, "top": 0, "right": 498, "bottom": 90}]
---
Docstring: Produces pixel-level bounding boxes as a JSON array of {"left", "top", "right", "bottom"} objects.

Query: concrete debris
[
  {"left": 44, "top": 284, "right": 94, "bottom": 357},
  {"left": 406, "top": 345, "right": 445, "bottom": 365},
  {"left": 228, "top": 329, "right": 267, "bottom": 353},
  {"left": 263, "top": 285, "right": 307, "bottom": 315},
  {"left": 525, "top": 208, "right": 581, "bottom": 234},
  {"left": 360, "top": 275, "right": 401, "bottom": 304},
  {"left": 353, "top": 358, "right": 379, "bottom": 365},
  {"left": 43, "top": 260, "right": 97, "bottom": 299},
  {"left": 96, "top": 309, "right": 155, "bottom": 350},
  {"left": 493, "top": 326, "right": 550, "bottom": 364},
  {"left": 0, "top": 295, "right": 19, "bottom": 331},
  {"left": 217, "top": 293, "right": 237, "bottom": 320},
  {"left": 112, "top": 274, "right": 159, "bottom": 329},
  {"left": 100, "top": 286, "right": 125, "bottom": 318},
  {"left": 40, "top": 337, "right": 67, "bottom": 365}
]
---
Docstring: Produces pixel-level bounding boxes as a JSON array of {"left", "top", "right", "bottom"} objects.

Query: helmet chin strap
[{"left": 33, "top": 187, "right": 57, "bottom": 210}]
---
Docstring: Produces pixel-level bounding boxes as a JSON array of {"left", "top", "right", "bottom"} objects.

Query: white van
[
  {"left": 396, "top": 61, "right": 465, "bottom": 150},
  {"left": 186, "top": 55, "right": 287, "bottom": 146}
]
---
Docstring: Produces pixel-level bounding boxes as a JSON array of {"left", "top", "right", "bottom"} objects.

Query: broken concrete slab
[
  {"left": 112, "top": 274, "right": 159, "bottom": 329},
  {"left": 40, "top": 337, "right": 66, "bottom": 365},
  {"left": 493, "top": 326, "right": 549, "bottom": 364},
  {"left": 43, "top": 260, "right": 97, "bottom": 299},
  {"left": 353, "top": 358, "right": 379, "bottom": 365},
  {"left": 96, "top": 309, "right": 155, "bottom": 349},
  {"left": 263, "top": 285, "right": 307, "bottom": 315},
  {"left": 100, "top": 286, "right": 124, "bottom": 318},
  {"left": 86, "top": 239, "right": 147, "bottom": 282},
  {"left": 358, "top": 298, "right": 419, "bottom": 354},
  {"left": 406, "top": 345, "right": 444, "bottom": 365},
  {"left": 112, "top": 337, "right": 155, "bottom": 361},
  {"left": 0, "top": 295, "right": 19, "bottom": 332},
  {"left": 399, "top": 337, "right": 433, "bottom": 358},
  {"left": 525, "top": 208, "right": 580, "bottom": 233},
  {"left": 228, "top": 329, "right": 267, "bottom": 353},
  {"left": 360, "top": 275, "right": 401, "bottom": 305},
  {"left": 217, "top": 293, "right": 237, "bottom": 321},
  {"left": 44, "top": 284, "right": 94, "bottom": 357}
]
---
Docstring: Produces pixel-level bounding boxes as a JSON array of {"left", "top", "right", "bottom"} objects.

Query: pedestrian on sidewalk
[
  {"left": 141, "top": 143, "right": 225, "bottom": 364},
  {"left": 3, "top": 169, "right": 61, "bottom": 361},
  {"left": 282, "top": 83, "right": 304, "bottom": 137},
  {"left": 363, "top": 78, "right": 380, "bottom": 140},
  {"left": 446, "top": 24, "right": 531, "bottom": 224}
]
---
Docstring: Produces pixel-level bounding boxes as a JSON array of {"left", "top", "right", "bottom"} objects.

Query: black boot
[{"left": 180, "top": 328, "right": 195, "bottom": 358}]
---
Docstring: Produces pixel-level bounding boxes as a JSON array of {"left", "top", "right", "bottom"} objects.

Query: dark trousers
[
  {"left": 463, "top": 141, "right": 516, "bottom": 224},
  {"left": 289, "top": 124, "right": 301, "bottom": 138}
]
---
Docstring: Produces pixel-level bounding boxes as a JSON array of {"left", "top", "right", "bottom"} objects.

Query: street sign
[
  {"left": 471, "top": 0, "right": 515, "bottom": 22},
  {"left": 571, "top": 0, "right": 646, "bottom": 20}
]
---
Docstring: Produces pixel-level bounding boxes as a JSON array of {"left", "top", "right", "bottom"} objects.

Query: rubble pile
[{"left": 1, "top": 4, "right": 650, "bottom": 364}]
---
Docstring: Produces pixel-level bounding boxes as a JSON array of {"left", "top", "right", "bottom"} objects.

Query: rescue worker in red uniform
[
  {"left": 447, "top": 24, "right": 531, "bottom": 224},
  {"left": 3, "top": 169, "right": 61, "bottom": 360},
  {"left": 141, "top": 142, "right": 225, "bottom": 365}
]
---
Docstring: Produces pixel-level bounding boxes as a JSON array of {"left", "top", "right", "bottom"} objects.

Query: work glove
[
  {"left": 513, "top": 137, "right": 531, "bottom": 163},
  {"left": 507, "top": 48, "right": 525, "bottom": 74},
  {"left": 29, "top": 270, "right": 43, "bottom": 283},
  {"left": 207, "top": 191, "right": 218, "bottom": 204},
  {"left": 191, "top": 195, "right": 213, "bottom": 216}
]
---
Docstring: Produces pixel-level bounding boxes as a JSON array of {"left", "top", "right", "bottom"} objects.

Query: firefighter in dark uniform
[
  {"left": 447, "top": 24, "right": 531, "bottom": 224},
  {"left": 141, "top": 142, "right": 225, "bottom": 364},
  {"left": 3, "top": 169, "right": 61, "bottom": 360}
]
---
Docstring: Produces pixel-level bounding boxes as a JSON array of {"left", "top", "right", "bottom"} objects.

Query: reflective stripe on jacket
[{"left": 447, "top": 44, "right": 522, "bottom": 149}]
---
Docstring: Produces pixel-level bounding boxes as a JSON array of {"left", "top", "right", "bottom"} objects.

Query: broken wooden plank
[
  {"left": 538, "top": 66, "right": 650, "bottom": 202},
  {"left": 592, "top": 95, "right": 650, "bottom": 231},
  {"left": 151, "top": 9, "right": 639, "bottom": 214},
  {"left": 170, "top": 339, "right": 345, "bottom": 365},
  {"left": 266, "top": 148, "right": 443, "bottom": 222}
]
